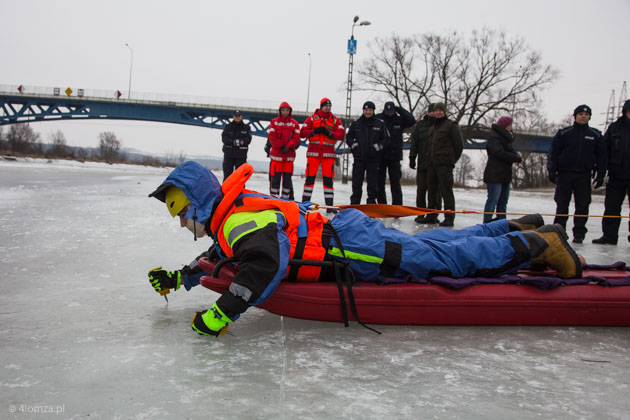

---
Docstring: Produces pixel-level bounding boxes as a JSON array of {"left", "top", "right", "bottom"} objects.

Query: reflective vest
[
  {"left": 210, "top": 163, "right": 328, "bottom": 282},
  {"left": 310, "top": 114, "right": 338, "bottom": 147}
]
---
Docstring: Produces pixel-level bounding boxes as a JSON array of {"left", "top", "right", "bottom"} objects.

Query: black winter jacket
[
  {"left": 604, "top": 116, "right": 630, "bottom": 180},
  {"left": 221, "top": 121, "right": 252, "bottom": 158},
  {"left": 483, "top": 124, "right": 521, "bottom": 183},
  {"left": 409, "top": 116, "right": 433, "bottom": 171},
  {"left": 346, "top": 116, "right": 390, "bottom": 161},
  {"left": 375, "top": 107, "right": 416, "bottom": 161},
  {"left": 547, "top": 123, "right": 606, "bottom": 177}
]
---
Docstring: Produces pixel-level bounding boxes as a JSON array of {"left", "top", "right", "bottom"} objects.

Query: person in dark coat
[
  {"left": 409, "top": 104, "right": 437, "bottom": 223},
  {"left": 593, "top": 99, "right": 630, "bottom": 245},
  {"left": 346, "top": 101, "right": 390, "bottom": 204},
  {"left": 375, "top": 102, "right": 416, "bottom": 205},
  {"left": 221, "top": 110, "right": 252, "bottom": 180},
  {"left": 547, "top": 104, "right": 607, "bottom": 243},
  {"left": 424, "top": 102, "right": 463, "bottom": 227},
  {"left": 482, "top": 116, "right": 522, "bottom": 223}
]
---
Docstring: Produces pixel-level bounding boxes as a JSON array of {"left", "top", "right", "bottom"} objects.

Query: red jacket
[
  {"left": 268, "top": 102, "right": 301, "bottom": 161},
  {"left": 300, "top": 109, "right": 345, "bottom": 158}
]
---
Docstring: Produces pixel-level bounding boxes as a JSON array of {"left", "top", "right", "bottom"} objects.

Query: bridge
[{"left": 0, "top": 84, "right": 553, "bottom": 153}]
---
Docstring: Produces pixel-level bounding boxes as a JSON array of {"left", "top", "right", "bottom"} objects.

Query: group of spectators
[
  {"left": 476, "top": 101, "right": 630, "bottom": 246},
  {"left": 220, "top": 98, "right": 630, "bottom": 244},
  {"left": 222, "top": 97, "right": 418, "bottom": 215}
]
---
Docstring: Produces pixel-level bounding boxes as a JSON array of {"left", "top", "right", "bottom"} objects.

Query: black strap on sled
[{"left": 321, "top": 221, "right": 381, "bottom": 334}]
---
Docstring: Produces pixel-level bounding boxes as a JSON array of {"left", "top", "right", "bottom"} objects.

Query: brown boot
[
  {"left": 522, "top": 224, "right": 582, "bottom": 279},
  {"left": 508, "top": 214, "right": 544, "bottom": 231}
]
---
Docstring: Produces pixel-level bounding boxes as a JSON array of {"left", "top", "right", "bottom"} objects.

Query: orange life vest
[
  {"left": 310, "top": 114, "right": 338, "bottom": 147},
  {"left": 210, "top": 163, "right": 328, "bottom": 282}
]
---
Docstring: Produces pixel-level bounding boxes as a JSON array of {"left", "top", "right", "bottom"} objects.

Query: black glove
[
  {"left": 313, "top": 127, "right": 326, "bottom": 135},
  {"left": 148, "top": 267, "right": 182, "bottom": 293},
  {"left": 548, "top": 172, "right": 557, "bottom": 184},
  {"left": 593, "top": 176, "right": 604, "bottom": 189},
  {"left": 325, "top": 130, "right": 335, "bottom": 139},
  {"left": 281, "top": 145, "right": 289, "bottom": 154},
  {"left": 409, "top": 158, "right": 416, "bottom": 170}
]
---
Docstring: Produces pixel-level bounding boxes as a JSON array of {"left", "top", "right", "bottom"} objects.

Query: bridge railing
[{"left": 0, "top": 84, "right": 313, "bottom": 114}]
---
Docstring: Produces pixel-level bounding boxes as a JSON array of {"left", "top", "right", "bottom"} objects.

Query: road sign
[
  {"left": 115, "top": 90, "right": 122, "bottom": 99},
  {"left": 17, "top": 85, "right": 23, "bottom": 93},
  {"left": 347, "top": 39, "right": 357, "bottom": 55},
  {"left": 65, "top": 87, "right": 73, "bottom": 96}
]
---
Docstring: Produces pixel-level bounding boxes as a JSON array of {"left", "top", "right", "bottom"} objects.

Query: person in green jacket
[
  {"left": 409, "top": 103, "right": 437, "bottom": 223},
  {"left": 424, "top": 102, "right": 464, "bottom": 227}
]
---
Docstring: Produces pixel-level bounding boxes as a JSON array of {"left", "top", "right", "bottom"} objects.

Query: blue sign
[{"left": 347, "top": 39, "right": 357, "bottom": 55}]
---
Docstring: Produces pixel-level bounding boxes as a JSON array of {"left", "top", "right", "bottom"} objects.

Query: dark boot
[
  {"left": 522, "top": 224, "right": 582, "bottom": 279},
  {"left": 439, "top": 220, "right": 454, "bottom": 227},
  {"left": 414, "top": 215, "right": 428, "bottom": 223},
  {"left": 592, "top": 236, "right": 617, "bottom": 245},
  {"left": 507, "top": 214, "right": 544, "bottom": 231}
]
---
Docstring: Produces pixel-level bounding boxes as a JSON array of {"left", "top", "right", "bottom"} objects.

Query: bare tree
[
  {"left": 177, "top": 150, "right": 187, "bottom": 165},
  {"left": 98, "top": 131, "right": 122, "bottom": 163},
  {"left": 454, "top": 153, "right": 475, "bottom": 187},
  {"left": 358, "top": 28, "right": 559, "bottom": 134},
  {"left": 356, "top": 34, "right": 435, "bottom": 116},
  {"left": 49, "top": 130, "right": 68, "bottom": 158},
  {"left": 509, "top": 110, "right": 570, "bottom": 188},
  {"left": 6, "top": 124, "right": 40, "bottom": 154}
]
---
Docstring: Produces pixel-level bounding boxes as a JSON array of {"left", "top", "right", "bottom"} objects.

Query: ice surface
[{"left": 1, "top": 158, "right": 629, "bottom": 419}]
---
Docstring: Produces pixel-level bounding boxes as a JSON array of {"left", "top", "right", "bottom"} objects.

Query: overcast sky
[{"left": 1, "top": 0, "right": 628, "bottom": 163}]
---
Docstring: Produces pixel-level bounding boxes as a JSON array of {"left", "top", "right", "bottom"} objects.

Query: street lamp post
[
  {"left": 342, "top": 16, "right": 371, "bottom": 184},
  {"left": 306, "top": 52, "right": 312, "bottom": 112},
  {"left": 125, "top": 43, "right": 134, "bottom": 99}
]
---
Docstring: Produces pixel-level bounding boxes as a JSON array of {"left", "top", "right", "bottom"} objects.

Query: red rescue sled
[{"left": 198, "top": 258, "right": 630, "bottom": 326}]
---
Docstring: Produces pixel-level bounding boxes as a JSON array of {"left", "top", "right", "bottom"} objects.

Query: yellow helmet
[{"left": 165, "top": 186, "right": 190, "bottom": 218}]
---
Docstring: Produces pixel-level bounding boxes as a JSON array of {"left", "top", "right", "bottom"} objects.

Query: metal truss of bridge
[
  {"left": 0, "top": 86, "right": 552, "bottom": 153},
  {"left": 0, "top": 88, "right": 312, "bottom": 138}
]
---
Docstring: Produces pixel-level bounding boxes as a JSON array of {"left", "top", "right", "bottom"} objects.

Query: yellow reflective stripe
[
  {"left": 328, "top": 247, "right": 383, "bottom": 264},
  {"left": 223, "top": 210, "right": 281, "bottom": 248}
]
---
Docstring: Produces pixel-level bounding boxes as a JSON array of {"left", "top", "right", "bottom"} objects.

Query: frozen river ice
[{"left": 1, "top": 158, "right": 629, "bottom": 419}]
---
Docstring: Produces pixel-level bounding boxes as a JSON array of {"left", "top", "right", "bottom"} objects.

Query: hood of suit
[{"left": 149, "top": 161, "right": 223, "bottom": 224}]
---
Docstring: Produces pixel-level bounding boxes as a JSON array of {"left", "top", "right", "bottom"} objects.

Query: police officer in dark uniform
[
  {"left": 547, "top": 104, "right": 607, "bottom": 243},
  {"left": 375, "top": 101, "right": 416, "bottom": 205},
  {"left": 221, "top": 110, "right": 252, "bottom": 180},
  {"left": 346, "top": 101, "right": 390, "bottom": 204},
  {"left": 593, "top": 99, "right": 630, "bottom": 245}
]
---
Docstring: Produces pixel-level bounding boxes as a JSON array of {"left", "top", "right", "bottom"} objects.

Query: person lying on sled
[{"left": 148, "top": 161, "right": 582, "bottom": 337}]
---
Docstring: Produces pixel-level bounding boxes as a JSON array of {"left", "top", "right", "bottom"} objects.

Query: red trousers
[
  {"left": 269, "top": 159, "right": 294, "bottom": 199},
  {"left": 302, "top": 156, "right": 334, "bottom": 206}
]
